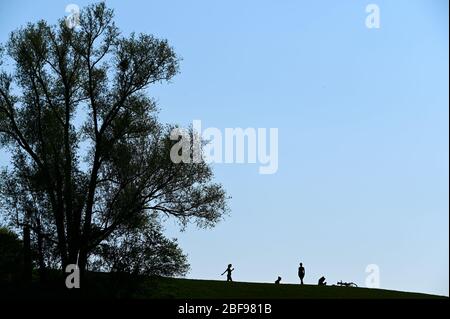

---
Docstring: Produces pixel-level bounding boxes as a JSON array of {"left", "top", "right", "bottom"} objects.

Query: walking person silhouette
[
  {"left": 298, "top": 262, "right": 305, "bottom": 285},
  {"left": 221, "top": 264, "right": 234, "bottom": 282}
]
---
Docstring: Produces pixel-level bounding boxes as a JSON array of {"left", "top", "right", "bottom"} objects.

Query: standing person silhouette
[
  {"left": 221, "top": 264, "right": 234, "bottom": 282},
  {"left": 298, "top": 262, "right": 305, "bottom": 285}
]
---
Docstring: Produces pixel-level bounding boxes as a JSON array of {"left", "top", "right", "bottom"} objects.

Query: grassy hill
[
  {"left": 1, "top": 273, "right": 447, "bottom": 299},
  {"left": 135, "top": 277, "right": 446, "bottom": 299}
]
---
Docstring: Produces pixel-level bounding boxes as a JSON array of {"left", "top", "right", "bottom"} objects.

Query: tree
[
  {"left": 0, "top": 2, "right": 228, "bottom": 279},
  {"left": 0, "top": 227, "right": 24, "bottom": 282},
  {"left": 92, "top": 214, "right": 189, "bottom": 277}
]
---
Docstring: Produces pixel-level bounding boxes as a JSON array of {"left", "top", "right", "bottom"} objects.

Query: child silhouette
[
  {"left": 221, "top": 264, "right": 234, "bottom": 282},
  {"left": 318, "top": 276, "right": 327, "bottom": 286}
]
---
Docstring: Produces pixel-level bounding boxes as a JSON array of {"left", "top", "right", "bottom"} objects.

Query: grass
[
  {"left": 1, "top": 272, "right": 447, "bottom": 299},
  {"left": 135, "top": 277, "right": 447, "bottom": 299}
]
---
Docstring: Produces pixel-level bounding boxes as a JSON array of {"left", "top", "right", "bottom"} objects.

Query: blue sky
[{"left": 0, "top": 0, "right": 448, "bottom": 296}]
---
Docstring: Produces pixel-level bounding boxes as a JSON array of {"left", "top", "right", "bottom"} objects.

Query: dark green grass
[
  {"left": 136, "top": 277, "right": 447, "bottom": 299},
  {"left": 1, "top": 272, "right": 447, "bottom": 299}
]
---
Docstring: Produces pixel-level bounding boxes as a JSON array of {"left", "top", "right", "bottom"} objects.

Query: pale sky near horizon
[{"left": 0, "top": 0, "right": 448, "bottom": 296}]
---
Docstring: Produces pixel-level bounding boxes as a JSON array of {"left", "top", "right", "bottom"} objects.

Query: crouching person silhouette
[
  {"left": 275, "top": 276, "right": 282, "bottom": 284},
  {"left": 222, "top": 264, "right": 234, "bottom": 282},
  {"left": 318, "top": 276, "right": 327, "bottom": 286}
]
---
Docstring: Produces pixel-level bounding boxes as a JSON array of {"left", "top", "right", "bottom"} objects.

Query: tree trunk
[
  {"left": 36, "top": 220, "right": 47, "bottom": 282},
  {"left": 23, "top": 223, "right": 32, "bottom": 284}
]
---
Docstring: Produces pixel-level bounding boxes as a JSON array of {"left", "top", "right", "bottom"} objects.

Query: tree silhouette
[
  {"left": 0, "top": 227, "right": 24, "bottom": 282},
  {"left": 0, "top": 2, "right": 228, "bottom": 280}
]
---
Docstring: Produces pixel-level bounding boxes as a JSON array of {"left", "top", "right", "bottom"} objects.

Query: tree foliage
[
  {"left": 92, "top": 215, "right": 189, "bottom": 277},
  {"left": 0, "top": 227, "right": 24, "bottom": 281},
  {"left": 0, "top": 2, "right": 228, "bottom": 278}
]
